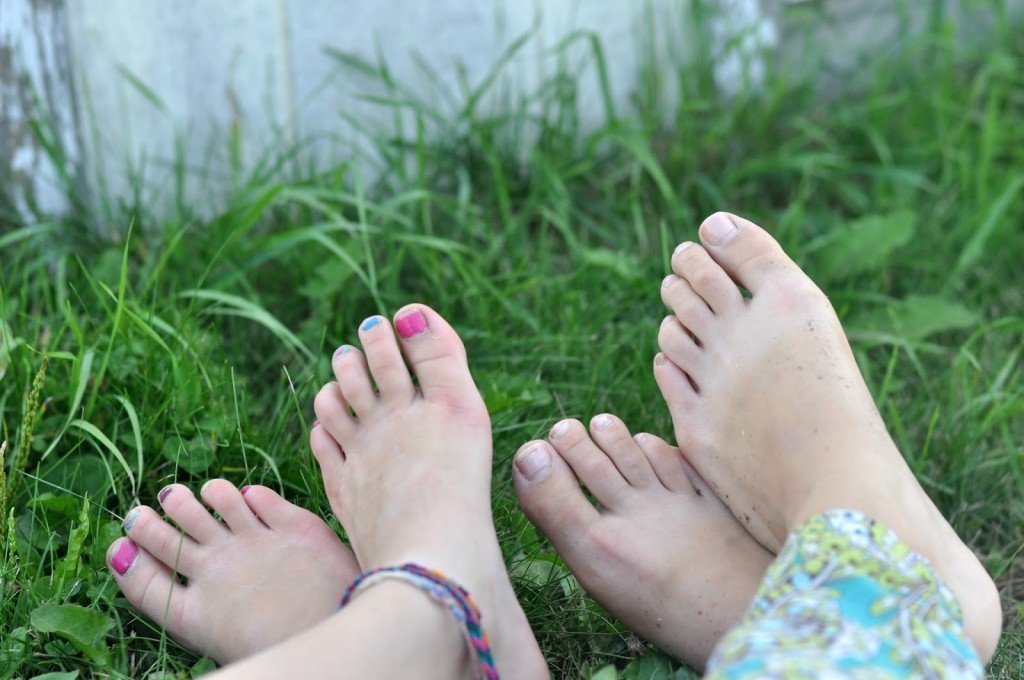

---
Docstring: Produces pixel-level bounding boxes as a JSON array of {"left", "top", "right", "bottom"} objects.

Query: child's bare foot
[
  {"left": 311, "top": 304, "right": 548, "bottom": 679},
  {"left": 108, "top": 481, "right": 358, "bottom": 663},
  {"left": 513, "top": 416, "right": 772, "bottom": 671},
  {"left": 655, "top": 211, "right": 1002, "bottom": 661}
]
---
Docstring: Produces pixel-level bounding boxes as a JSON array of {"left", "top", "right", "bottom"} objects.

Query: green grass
[{"left": 2, "top": 5, "right": 1023, "bottom": 678}]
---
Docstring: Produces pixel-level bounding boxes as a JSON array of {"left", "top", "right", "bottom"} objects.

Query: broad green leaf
[
  {"left": 621, "top": 652, "right": 683, "bottom": 680},
  {"left": 810, "top": 211, "right": 916, "bottom": 277},
  {"left": 69, "top": 419, "right": 136, "bottom": 492},
  {"left": 32, "top": 671, "right": 79, "bottom": 680},
  {"left": 30, "top": 604, "right": 112, "bottom": 663},
  {"left": 852, "top": 295, "right": 981, "bottom": 342},
  {"left": 590, "top": 666, "right": 619, "bottom": 680}
]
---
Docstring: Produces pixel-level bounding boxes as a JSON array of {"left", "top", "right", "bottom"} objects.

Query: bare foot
[
  {"left": 108, "top": 481, "right": 358, "bottom": 663},
  {"left": 654, "top": 211, "right": 1002, "bottom": 661},
  {"left": 311, "top": 304, "right": 548, "bottom": 679},
  {"left": 513, "top": 416, "right": 772, "bottom": 671}
]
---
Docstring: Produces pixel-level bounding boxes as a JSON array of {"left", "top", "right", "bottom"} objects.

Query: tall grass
[{"left": 1, "top": 2, "right": 1022, "bottom": 677}]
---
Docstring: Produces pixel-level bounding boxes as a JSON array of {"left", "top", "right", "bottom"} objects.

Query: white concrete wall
[{"left": 3, "top": 1, "right": 782, "bottom": 217}]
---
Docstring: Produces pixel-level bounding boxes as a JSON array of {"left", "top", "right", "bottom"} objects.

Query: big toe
[
  {"left": 514, "top": 440, "right": 599, "bottom": 552},
  {"left": 393, "top": 304, "right": 481, "bottom": 406},
  {"left": 698, "top": 212, "right": 801, "bottom": 292},
  {"left": 107, "top": 538, "right": 192, "bottom": 647}
]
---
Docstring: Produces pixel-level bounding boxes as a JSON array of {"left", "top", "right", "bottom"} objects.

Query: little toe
[
  {"left": 240, "top": 484, "right": 316, "bottom": 530},
  {"left": 200, "top": 479, "right": 262, "bottom": 533},
  {"left": 158, "top": 484, "right": 227, "bottom": 544},
  {"left": 698, "top": 212, "right": 796, "bottom": 292},
  {"left": 309, "top": 421, "right": 345, "bottom": 482},
  {"left": 393, "top": 305, "right": 481, "bottom": 405},
  {"left": 671, "top": 241, "right": 744, "bottom": 313},
  {"left": 658, "top": 316, "right": 703, "bottom": 381},
  {"left": 547, "top": 419, "right": 629, "bottom": 507},
  {"left": 588, "top": 414, "right": 657, "bottom": 488},
  {"left": 122, "top": 505, "right": 200, "bottom": 575},
  {"left": 313, "top": 381, "right": 358, "bottom": 444},
  {"left": 357, "top": 315, "right": 416, "bottom": 404},
  {"left": 513, "top": 440, "right": 600, "bottom": 542},
  {"left": 108, "top": 538, "right": 188, "bottom": 637},
  {"left": 661, "top": 275, "right": 714, "bottom": 339},
  {"left": 632, "top": 432, "right": 693, "bottom": 493},
  {"left": 331, "top": 344, "right": 378, "bottom": 417},
  {"left": 654, "top": 352, "right": 700, "bottom": 413}
]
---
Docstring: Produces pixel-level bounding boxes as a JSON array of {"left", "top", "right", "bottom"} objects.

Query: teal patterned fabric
[{"left": 705, "top": 509, "right": 983, "bottom": 679}]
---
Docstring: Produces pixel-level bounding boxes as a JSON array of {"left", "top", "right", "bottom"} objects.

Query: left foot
[
  {"left": 513, "top": 416, "right": 772, "bottom": 671},
  {"left": 108, "top": 481, "right": 359, "bottom": 663},
  {"left": 311, "top": 305, "right": 548, "bottom": 678}
]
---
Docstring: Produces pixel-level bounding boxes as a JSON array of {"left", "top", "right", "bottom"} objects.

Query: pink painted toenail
[
  {"left": 334, "top": 345, "right": 351, "bottom": 357},
  {"left": 158, "top": 485, "right": 174, "bottom": 503},
  {"left": 674, "top": 241, "right": 694, "bottom": 254},
  {"left": 312, "top": 420, "right": 321, "bottom": 428},
  {"left": 515, "top": 445, "right": 552, "bottom": 481},
  {"left": 395, "top": 310, "right": 428, "bottom": 339},
  {"left": 111, "top": 539, "right": 139, "bottom": 576},
  {"left": 701, "top": 213, "right": 738, "bottom": 246},
  {"left": 550, "top": 421, "right": 570, "bottom": 438},
  {"left": 593, "top": 414, "right": 613, "bottom": 430},
  {"left": 240, "top": 485, "right": 250, "bottom": 495}
]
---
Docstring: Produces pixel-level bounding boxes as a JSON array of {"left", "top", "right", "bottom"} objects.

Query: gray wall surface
[{"left": 1, "top": 0, "right": 1019, "bottom": 220}]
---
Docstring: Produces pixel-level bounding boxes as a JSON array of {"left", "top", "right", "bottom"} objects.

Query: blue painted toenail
[{"left": 361, "top": 316, "right": 381, "bottom": 331}]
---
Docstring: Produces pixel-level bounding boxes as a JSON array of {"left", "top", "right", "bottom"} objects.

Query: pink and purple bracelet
[{"left": 341, "top": 563, "right": 499, "bottom": 680}]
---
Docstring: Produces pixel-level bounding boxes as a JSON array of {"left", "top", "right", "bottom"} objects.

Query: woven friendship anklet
[{"left": 341, "top": 563, "right": 499, "bottom": 680}]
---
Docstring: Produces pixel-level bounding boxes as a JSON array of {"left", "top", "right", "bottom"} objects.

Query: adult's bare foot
[
  {"left": 108, "top": 481, "right": 358, "bottom": 663},
  {"left": 654, "top": 211, "right": 1002, "bottom": 662},
  {"left": 311, "top": 304, "right": 548, "bottom": 679},
  {"left": 513, "top": 416, "right": 772, "bottom": 671}
]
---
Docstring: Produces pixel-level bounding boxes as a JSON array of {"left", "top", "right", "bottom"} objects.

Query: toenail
[
  {"left": 634, "top": 433, "right": 649, "bottom": 444},
  {"left": 654, "top": 353, "right": 667, "bottom": 366},
  {"left": 240, "top": 485, "right": 250, "bottom": 495},
  {"left": 662, "top": 315, "right": 674, "bottom": 325},
  {"left": 550, "top": 420, "right": 570, "bottom": 438},
  {"left": 360, "top": 316, "right": 382, "bottom": 332},
  {"left": 111, "top": 539, "right": 139, "bottom": 576},
  {"left": 122, "top": 508, "right": 141, "bottom": 533},
  {"left": 395, "top": 310, "right": 428, "bottom": 339},
  {"left": 701, "top": 213, "right": 739, "bottom": 246},
  {"left": 592, "top": 414, "right": 613, "bottom": 430},
  {"left": 515, "top": 445, "right": 552, "bottom": 481},
  {"left": 674, "top": 241, "right": 694, "bottom": 254},
  {"left": 312, "top": 420, "right": 320, "bottom": 428},
  {"left": 662, "top": 275, "right": 675, "bottom": 289},
  {"left": 334, "top": 345, "right": 351, "bottom": 357},
  {"left": 158, "top": 485, "right": 174, "bottom": 503}
]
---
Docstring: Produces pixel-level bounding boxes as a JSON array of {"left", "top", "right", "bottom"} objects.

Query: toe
[
  {"left": 698, "top": 212, "right": 794, "bottom": 292},
  {"left": 313, "top": 381, "right": 358, "bottom": 444},
  {"left": 310, "top": 422, "right": 345, "bottom": 482},
  {"left": 514, "top": 440, "right": 600, "bottom": 541},
  {"left": 393, "top": 305, "right": 481, "bottom": 405},
  {"left": 671, "top": 241, "right": 744, "bottom": 313},
  {"left": 331, "top": 345, "right": 377, "bottom": 417},
  {"left": 661, "top": 276, "right": 714, "bottom": 341},
  {"left": 588, "top": 414, "right": 657, "bottom": 488},
  {"left": 240, "top": 485, "right": 313, "bottom": 529},
  {"left": 357, "top": 315, "right": 416, "bottom": 404},
  {"left": 654, "top": 352, "right": 699, "bottom": 413},
  {"left": 632, "top": 433, "right": 693, "bottom": 493},
  {"left": 548, "top": 419, "right": 629, "bottom": 507},
  {"left": 158, "top": 484, "right": 227, "bottom": 544},
  {"left": 122, "top": 505, "right": 200, "bottom": 575},
  {"left": 200, "top": 479, "right": 262, "bottom": 533},
  {"left": 108, "top": 538, "right": 189, "bottom": 639},
  {"left": 658, "top": 316, "right": 703, "bottom": 381}
]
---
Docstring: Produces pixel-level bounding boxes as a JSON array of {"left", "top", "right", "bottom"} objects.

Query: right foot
[
  {"left": 108, "top": 481, "right": 359, "bottom": 663},
  {"left": 311, "top": 304, "right": 548, "bottom": 679},
  {"left": 513, "top": 416, "right": 773, "bottom": 671},
  {"left": 654, "top": 211, "right": 1002, "bottom": 661}
]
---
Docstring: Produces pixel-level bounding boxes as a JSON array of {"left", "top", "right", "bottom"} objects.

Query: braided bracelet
[{"left": 341, "top": 563, "right": 499, "bottom": 680}]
